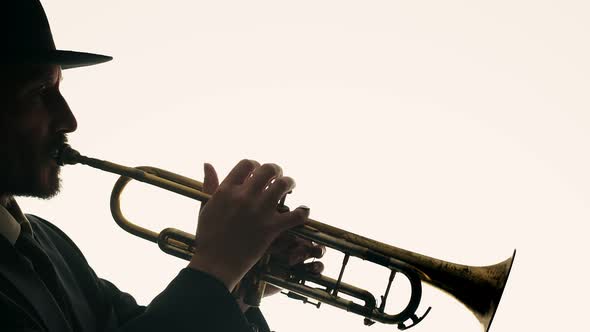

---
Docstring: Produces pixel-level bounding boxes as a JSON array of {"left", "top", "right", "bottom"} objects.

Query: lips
[{"left": 47, "top": 135, "right": 67, "bottom": 161}]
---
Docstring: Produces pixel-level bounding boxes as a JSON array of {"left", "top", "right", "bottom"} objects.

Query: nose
[{"left": 52, "top": 91, "right": 77, "bottom": 134}]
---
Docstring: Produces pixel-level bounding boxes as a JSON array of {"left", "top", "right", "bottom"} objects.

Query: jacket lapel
[{"left": 0, "top": 236, "right": 72, "bottom": 332}]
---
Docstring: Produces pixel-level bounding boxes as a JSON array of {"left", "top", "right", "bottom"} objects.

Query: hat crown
[
  {"left": 0, "top": 0, "right": 111, "bottom": 69},
  {"left": 3, "top": 0, "right": 56, "bottom": 54}
]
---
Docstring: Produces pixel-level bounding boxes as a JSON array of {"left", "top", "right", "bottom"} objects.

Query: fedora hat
[{"left": 1, "top": 0, "right": 112, "bottom": 69}]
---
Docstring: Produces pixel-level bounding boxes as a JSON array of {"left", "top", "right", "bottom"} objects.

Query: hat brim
[
  {"left": 3, "top": 49, "right": 113, "bottom": 70},
  {"left": 46, "top": 50, "right": 113, "bottom": 69}
]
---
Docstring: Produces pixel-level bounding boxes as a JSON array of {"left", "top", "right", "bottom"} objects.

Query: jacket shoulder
[{"left": 25, "top": 214, "right": 88, "bottom": 261}]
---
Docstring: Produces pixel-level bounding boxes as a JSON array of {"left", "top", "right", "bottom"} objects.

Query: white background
[{"left": 19, "top": 1, "right": 589, "bottom": 331}]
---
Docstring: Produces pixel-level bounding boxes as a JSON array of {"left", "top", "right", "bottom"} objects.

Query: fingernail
[
  {"left": 314, "top": 246, "right": 326, "bottom": 257},
  {"left": 298, "top": 205, "right": 310, "bottom": 217},
  {"left": 298, "top": 205, "right": 310, "bottom": 211},
  {"left": 314, "top": 263, "right": 323, "bottom": 273},
  {"left": 307, "top": 262, "right": 323, "bottom": 274}
]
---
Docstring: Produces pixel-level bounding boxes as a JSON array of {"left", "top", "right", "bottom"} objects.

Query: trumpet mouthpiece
[{"left": 56, "top": 144, "right": 82, "bottom": 166}]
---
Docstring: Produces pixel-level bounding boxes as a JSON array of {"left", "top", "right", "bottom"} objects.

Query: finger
[
  {"left": 305, "top": 261, "right": 324, "bottom": 274},
  {"left": 271, "top": 205, "right": 309, "bottom": 233},
  {"left": 284, "top": 238, "right": 321, "bottom": 265},
  {"left": 312, "top": 244, "right": 326, "bottom": 259},
  {"left": 268, "top": 238, "right": 310, "bottom": 265},
  {"left": 286, "top": 245, "right": 313, "bottom": 265},
  {"left": 268, "top": 232, "right": 298, "bottom": 254},
  {"left": 203, "top": 163, "right": 220, "bottom": 194},
  {"left": 243, "top": 163, "right": 282, "bottom": 194},
  {"left": 220, "top": 159, "right": 260, "bottom": 187},
  {"left": 199, "top": 163, "right": 219, "bottom": 213},
  {"left": 261, "top": 176, "right": 295, "bottom": 207},
  {"left": 293, "top": 261, "right": 324, "bottom": 274}
]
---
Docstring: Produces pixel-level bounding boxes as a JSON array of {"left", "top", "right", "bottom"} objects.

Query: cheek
[
  {"left": 12, "top": 101, "right": 51, "bottom": 143},
  {"left": 0, "top": 103, "right": 51, "bottom": 164}
]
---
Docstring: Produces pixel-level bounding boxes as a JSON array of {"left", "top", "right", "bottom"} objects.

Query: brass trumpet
[{"left": 57, "top": 144, "right": 515, "bottom": 331}]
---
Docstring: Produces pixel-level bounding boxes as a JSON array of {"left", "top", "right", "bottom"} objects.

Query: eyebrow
[
  {"left": 11, "top": 64, "right": 60, "bottom": 82},
  {"left": 29, "top": 68, "right": 62, "bottom": 84},
  {"left": 1, "top": 65, "right": 62, "bottom": 92}
]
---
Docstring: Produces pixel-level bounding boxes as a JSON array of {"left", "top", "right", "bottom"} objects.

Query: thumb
[
  {"left": 203, "top": 163, "right": 220, "bottom": 195},
  {"left": 274, "top": 205, "right": 309, "bottom": 233},
  {"left": 200, "top": 163, "right": 220, "bottom": 214}
]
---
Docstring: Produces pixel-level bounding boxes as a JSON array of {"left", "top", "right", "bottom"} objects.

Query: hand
[
  {"left": 230, "top": 232, "right": 325, "bottom": 312},
  {"left": 187, "top": 161, "right": 309, "bottom": 291},
  {"left": 197, "top": 163, "right": 324, "bottom": 304},
  {"left": 262, "top": 233, "right": 325, "bottom": 297}
]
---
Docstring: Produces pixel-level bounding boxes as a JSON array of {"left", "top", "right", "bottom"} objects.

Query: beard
[{"left": 0, "top": 135, "right": 66, "bottom": 199}]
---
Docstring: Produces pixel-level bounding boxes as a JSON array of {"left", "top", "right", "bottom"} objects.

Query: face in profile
[{"left": 0, "top": 64, "right": 77, "bottom": 199}]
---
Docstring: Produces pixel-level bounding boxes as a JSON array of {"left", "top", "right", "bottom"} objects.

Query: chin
[
  {"left": 38, "top": 179, "right": 61, "bottom": 199},
  {"left": 34, "top": 164, "right": 62, "bottom": 199},
  {"left": 1, "top": 155, "right": 62, "bottom": 199}
]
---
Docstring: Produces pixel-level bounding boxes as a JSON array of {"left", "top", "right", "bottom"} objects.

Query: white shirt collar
[{"left": 0, "top": 197, "right": 32, "bottom": 245}]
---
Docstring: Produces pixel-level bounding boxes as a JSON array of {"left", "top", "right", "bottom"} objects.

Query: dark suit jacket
[{"left": 0, "top": 214, "right": 270, "bottom": 332}]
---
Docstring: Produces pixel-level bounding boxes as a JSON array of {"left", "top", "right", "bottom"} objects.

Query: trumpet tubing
[{"left": 57, "top": 144, "right": 515, "bottom": 331}]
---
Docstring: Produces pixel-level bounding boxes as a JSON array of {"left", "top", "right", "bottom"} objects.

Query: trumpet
[{"left": 57, "top": 144, "right": 515, "bottom": 331}]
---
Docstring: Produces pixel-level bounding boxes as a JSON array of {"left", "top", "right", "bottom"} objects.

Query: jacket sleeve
[
  {"left": 105, "top": 268, "right": 270, "bottom": 332},
  {"left": 104, "top": 268, "right": 252, "bottom": 332},
  {"left": 28, "top": 215, "right": 270, "bottom": 332}
]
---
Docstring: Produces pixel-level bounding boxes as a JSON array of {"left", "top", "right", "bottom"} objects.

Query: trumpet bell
[{"left": 451, "top": 251, "right": 516, "bottom": 332}]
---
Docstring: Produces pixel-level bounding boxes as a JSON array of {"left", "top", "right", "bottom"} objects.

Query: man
[{"left": 0, "top": 1, "right": 324, "bottom": 331}]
